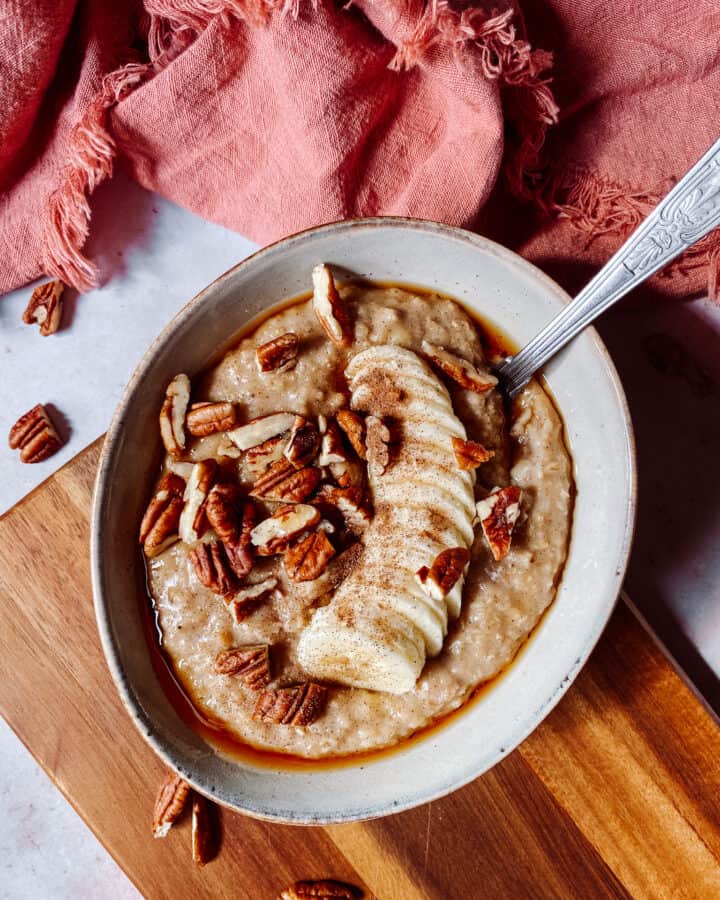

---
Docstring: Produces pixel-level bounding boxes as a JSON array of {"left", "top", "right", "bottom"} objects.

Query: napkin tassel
[
  {"left": 44, "top": 63, "right": 152, "bottom": 292},
  {"left": 535, "top": 166, "right": 720, "bottom": 299},
  {"left": 41, "top": 0, "right": 314, "bottom": 293}
]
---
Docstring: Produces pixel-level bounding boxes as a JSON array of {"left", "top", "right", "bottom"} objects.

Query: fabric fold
[{"left": 1, "top": 0, "right": 718, "bottom": 301}]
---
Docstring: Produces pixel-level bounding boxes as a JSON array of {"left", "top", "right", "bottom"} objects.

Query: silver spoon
[{"left": 496, "top": 138, "right": 720, "bottom": 398}]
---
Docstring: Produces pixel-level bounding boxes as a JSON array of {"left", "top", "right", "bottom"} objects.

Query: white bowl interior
[{"left": 92, "top": 219, "right": 635, "bottom": 823}]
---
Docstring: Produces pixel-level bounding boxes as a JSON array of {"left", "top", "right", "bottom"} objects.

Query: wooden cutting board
[{"left": 1, "top": 440, "right": 719, "bottom": 899}]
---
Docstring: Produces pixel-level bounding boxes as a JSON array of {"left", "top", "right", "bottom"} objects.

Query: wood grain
[{"left": 1, "top": 441, "right": 718, "bottom": 899}]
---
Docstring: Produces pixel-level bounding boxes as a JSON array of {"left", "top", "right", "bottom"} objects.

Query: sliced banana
[{"left": 296, "top": 345, "right": 476, "bottom": 694}]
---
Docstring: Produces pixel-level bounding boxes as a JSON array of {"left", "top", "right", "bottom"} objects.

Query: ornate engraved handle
[{"left": 497, "top": 138, "right": 720, "bottom": 397}]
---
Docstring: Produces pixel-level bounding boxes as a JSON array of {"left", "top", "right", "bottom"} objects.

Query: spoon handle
[{"left": 497, "top": 137, "right": 720, "bottom": 397}]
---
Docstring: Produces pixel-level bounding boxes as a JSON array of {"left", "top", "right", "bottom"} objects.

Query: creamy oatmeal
[{"left": 142, "top": 271, "right": 573, "bottom": 758}]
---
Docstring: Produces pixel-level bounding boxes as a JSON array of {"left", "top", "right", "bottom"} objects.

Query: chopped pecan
[
  {"left": 217, "top": 434, "right": 242, "bottom": 459},
  {"left": 318, "top": 419, "right": 348, "bottom": 466},
  {"left": 451, "top": 436, "right": 495, "bottom": 470},
  {"left": 190, "top": 542, "right": 236, "bottom": 596},
  {"left": 251, "top": 503, "right": 320, "bottom": 555},
  {"left": 224, "top": 499, "right": 258, "bottom": 579},
  {"left": 8, "top": 404, "right": 62, "bottom": 463},
  {"left": 152, "top": 771, "right": 190, "bottom": 838},
  {"left": 140, "top": 472, "right": 186, "bottom": 557},
  {"left": 329, "top": 458, "right": 365, "bottom": 489},
  {"left": 422, "top": 342, "right": 497, "bottom": 393},
  {"left": 186, "top": 401, "right": 237, "bottom": 437},
  {"left": 284, "top": 530, "right": 336, "bottom": 582},
  {"left": 22, "top": 280, "right": 64, "bottom": 336},
  {"left": 228, "top": 413, "right": 296, "bottom": 451},
  {"left": 159, "top": 374, "right": 191, "bottom": 457},
  {"left": 228, "top": 576, "right": 278, "bottom": 622},
  {"left": 251, "top": 461, "right": 321, "bottom": 503},
  {"left": 284, "top": 416, "right": 320, "bottom": 469},
  {"left": 253, "top": 682, "right": 327, "bottom": 726},
  {"left": 365, "top": 415, "right": 390, "bottom": 476},
  {"left": 166, "top": 460, "right": 194, "bottom": 479},
  {"left": 476, "top": 486, "right": 522, "bottom": 561},
  {"left": 214, "top": 644, "right": 270, "bottom": 689},
  {"left": 292, "top": 543, "right": 363, "bottom": 602},
  {"left": 244, "top": 433, "right": 288, "bottom": 479},
  {"left": 279, "top": 881, "right": 361, "bottom": 900},
  {"left": 335, "top": 409, "right": 366, "bottom": 459},
  {"left": 178, "top": 460, "right": 217, "bottom": 543},
  {"left": 256, "top": 332, "right": 299, "bottom": 373},
  {"left": 312, "top": 264, "right": 351, "bottom": 346},
  {"left": 416, "top": 547, "right": 470, "bottom": 601},
  {"left": 314, "top": 485, "right": 370, "bottom": 533},
  {"left": 191, "top": 794, "right": 220, "bottom": 867}
]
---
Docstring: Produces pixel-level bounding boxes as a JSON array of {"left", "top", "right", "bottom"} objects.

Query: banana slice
[{"left": 296, "top": 345, "right": 476, "bottom": 694}]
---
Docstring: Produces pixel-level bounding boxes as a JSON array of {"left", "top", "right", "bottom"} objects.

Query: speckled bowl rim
[{"left": 91, "top": 217, "right": 637, "bottom": 824}]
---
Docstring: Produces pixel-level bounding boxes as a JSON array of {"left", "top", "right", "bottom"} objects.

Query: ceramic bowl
[{"left": 91, "top": 218, "right": 636, "bottom": 824}]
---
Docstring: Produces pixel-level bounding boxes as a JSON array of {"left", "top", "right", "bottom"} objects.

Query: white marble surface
[
  {"left": 0, "top": 718, "right": 139, "bottom": 900},
  {"left": 0, "top": 172, "right": 258, "bottom": 515},
  {"left": 597, "top": 296, "right": 720, "bottom": 715}
]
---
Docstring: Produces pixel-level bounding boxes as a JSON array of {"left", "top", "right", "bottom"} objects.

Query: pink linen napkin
[{"left": 1, "top": 0, "right": 718, "bottom": 300}]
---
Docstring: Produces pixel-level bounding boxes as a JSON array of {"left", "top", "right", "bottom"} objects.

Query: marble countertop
[
  {"left": 1, "top": 174, "right": 718, "bottom": 897},
  {"left": 0, "top": 719, "right": 139, "bottom": 900}
]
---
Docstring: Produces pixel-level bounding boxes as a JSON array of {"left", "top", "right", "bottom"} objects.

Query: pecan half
[
  {"left": 318, "top": 419, "right": 348, "bottom": 466},
  {"left": 214, "top": 644, "right": 270, "bottom": 689},
  {"left": 253, "top": 682, "right": 327, "bottom": 726},
  {"left": 365, "top": 415, "right": 390, "bottom": 476},
  {"left": 256, "top": 332, "right": 299, "bottom": 373},
  {"left": 205, "top": 481, "right": 243, "bottom": 543},
  {"left": 335, "top": 409, "right": 366, "bottom": 459},
  {"left": 166, "top": 460, "right": 194, "bottom": 479},
  {"left": 228, "top": 576, "right": 278, "bottom": 622},
  {"left": 249, "top": 457, "right": 293, "bottom": 494},
  {"left": 422, "top": 342, "right": 498, "bottom": 393},
  {"left": 284, "top": 530, "right": 336, "bottom": 582},
  {"left": 8, "top": 404, "right": 62, "bottom": 464},
  {"left": 159, "top": 374, "right": 191, "bottom": 457},
  {"left": 251, "top": 503, "right": 320, "bottom": 555},
  {"left": 314, "top": 485, "right": 371, "bottom": 533},
  {"left": 178, "top": 460, "right": 217, "bottom": 543},
  {"left": 224, "top": 499, "right": 258, "bottom": 580},
  {"left": 416, "top": 547, "right": 470, "bottom": 601},
  {"left": 191, "top": 794, "right": 220, "bottom": 867},
  {"left": 451, "top": 436, "right": 495, "bottom": 470},
  {"left": 312, "top": 264, "right": 351, "bottom": 346},
  {"left": 186, "top": 401, "right": 237, "bottom": 436},
  {"left": 476, "top": 486, "right": 522, "bottom": 561},
  {"left": 279, "top": 880, "right": 362, "bottom": 900},
  {"left": 152, "top": 771, "right": 190, "bottom": 838},
  {"left": 228, "top": 413, "right": 296, "bottom": 451},
  {"left": 251, "top": 462, "right": 321, "bottom": 503},
  {"left": 22, "top": 280, "right": 64, "bottom": 336},
  {"left": 284, "top": 416, "right": 320, "bottom": 469},
  {"left": 190, "top": 542, "right": 236, "bottom": 596},
  {"left": 140, "top": 472, "right": 186, "bottom": 557}
]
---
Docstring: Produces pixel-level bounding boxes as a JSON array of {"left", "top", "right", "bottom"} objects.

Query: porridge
[{"left": 141, "top": 266, "right": 573, "bottom": 758}]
